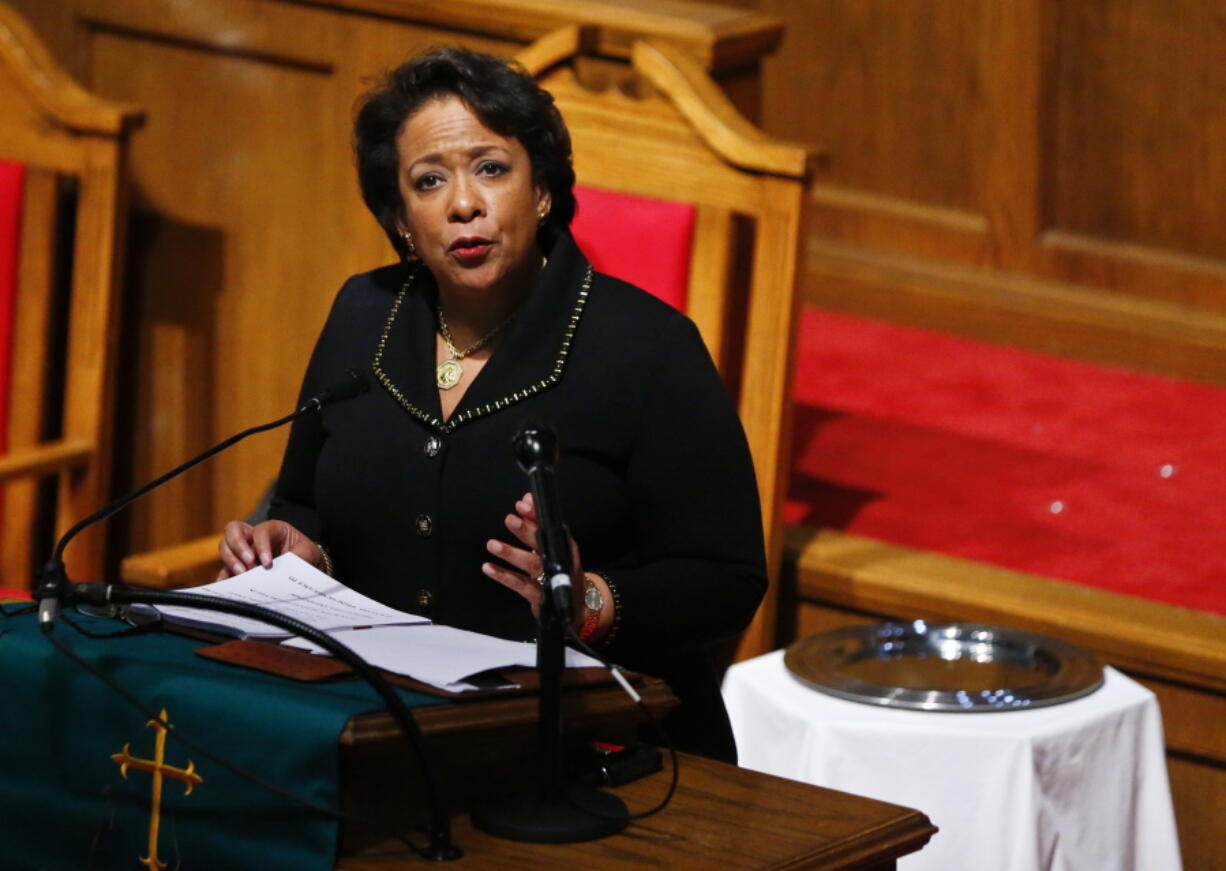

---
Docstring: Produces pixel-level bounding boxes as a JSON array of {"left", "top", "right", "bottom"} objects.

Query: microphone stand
[
  {"left": 33, "top": 370, "right": 463, "bottom": 861},
  {"left": 470, "top": 425, "right": 628, "bottom": 842},
  {"left": 37, "top": 367, "right": 368, "bottom": 629}
]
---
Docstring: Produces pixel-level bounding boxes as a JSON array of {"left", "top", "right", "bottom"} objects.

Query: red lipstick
[{"left": 449, "top": 236, "right": 493, "bottom": 263}]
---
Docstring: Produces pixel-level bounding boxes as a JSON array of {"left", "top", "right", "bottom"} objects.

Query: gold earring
[
  {"left": 538, "top": 206, "right": 549, "bottom": 222},
  {"left": 401, "top": 229, "right": 416, "bottom": 255}
]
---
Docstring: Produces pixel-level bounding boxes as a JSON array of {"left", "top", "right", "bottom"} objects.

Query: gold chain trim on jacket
[{"left": 371, "top": 264, "right": 593, "bottom": 433}]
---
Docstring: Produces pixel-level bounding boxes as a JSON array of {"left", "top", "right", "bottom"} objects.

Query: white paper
[
  {"left": 283, "top": 624, "right": 604, "bottom": 692},
  {"left": 144, "top": 553, "right": 429, "bottom": 638}
]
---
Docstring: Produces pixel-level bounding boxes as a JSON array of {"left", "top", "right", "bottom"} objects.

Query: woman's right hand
[{"left": 217, "top": 519, "right": 321, "bottom": 580}]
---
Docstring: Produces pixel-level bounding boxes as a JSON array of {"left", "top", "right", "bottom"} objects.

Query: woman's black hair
[{"left": 354, "top": 46, "right": 576, "bottom": 260}]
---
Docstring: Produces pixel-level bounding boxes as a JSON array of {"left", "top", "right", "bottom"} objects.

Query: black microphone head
[
  {"left": 316, "top": 368, "right": 370, "bottom": 407},
  {"left": 513, "top": 424, "right": 557, "bottom": 473}
]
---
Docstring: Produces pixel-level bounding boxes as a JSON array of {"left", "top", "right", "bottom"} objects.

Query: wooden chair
[
  {"left": 520, "top": 27, "right": 811, "bottom": 660},
  {"left": 121, "top": 26, "right": 813, "bottom": 662},
  {"left": 0, "top": 2, "right": 142, "bottom": 589}
]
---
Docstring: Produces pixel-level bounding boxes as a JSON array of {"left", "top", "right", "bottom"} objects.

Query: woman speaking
[{"left": 217, "top": 47, "right": 765, "bottom": 762}]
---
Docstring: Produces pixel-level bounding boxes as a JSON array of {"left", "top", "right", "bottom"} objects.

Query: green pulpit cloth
[{"left": 0, "top": 604, "right": 445, "bottom": 871}]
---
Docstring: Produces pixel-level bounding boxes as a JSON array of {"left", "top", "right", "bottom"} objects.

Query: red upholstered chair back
[
  {"left": 571, "top": 185, "right": 695, "bottom": 312},
  {"left": 0, "top": 4, "right": 141, "bottom": 590},
  {"left": 0, "top": 160, "right": 23, "bottom": 458},
  {"left": 0, "top": 159, "right": 23, "bottom": 599}
]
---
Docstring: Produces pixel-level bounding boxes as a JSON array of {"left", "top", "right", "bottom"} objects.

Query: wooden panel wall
[
  {"left": 726, "top": 0, "right": 1226, "bottom": 383},
  {"left": 8, "top": 0, "right": 781, "bottom": 558},
  {"left": 1052, "top": 0, "right": 1226, "bottom": 267},
  {"left": 762, "top": 0, "right": 985, "bottom": 215}
]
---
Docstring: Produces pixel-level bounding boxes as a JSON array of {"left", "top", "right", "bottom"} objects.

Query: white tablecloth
[{"left": 723, "top": 650, "right": 1181, "bottom": 871}]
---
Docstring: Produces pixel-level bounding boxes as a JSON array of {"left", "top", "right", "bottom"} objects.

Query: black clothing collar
[{"left": 371, "top": 231, "right": 593, "bottom": 434}]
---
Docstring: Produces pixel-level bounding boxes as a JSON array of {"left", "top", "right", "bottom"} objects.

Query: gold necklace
[
  {"left": 435, "top": 306, "right": 515, "bottom": 390},
  {"left": 434, "top": 257, "right": 546, "bottom": 390}
]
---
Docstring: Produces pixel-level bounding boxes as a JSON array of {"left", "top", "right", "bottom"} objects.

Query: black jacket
[{"left": 269, "top": 232, "right": 766, "bottom": 761}]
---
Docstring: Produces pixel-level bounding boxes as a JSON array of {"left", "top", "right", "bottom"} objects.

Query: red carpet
[{"left": 786, "top": 308, "right": 1226, "bottom": 616}]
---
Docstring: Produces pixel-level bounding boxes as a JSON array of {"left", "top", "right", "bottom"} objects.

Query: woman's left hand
[{"left": 483, "top": 492, "right": 582, "bottom": 618}]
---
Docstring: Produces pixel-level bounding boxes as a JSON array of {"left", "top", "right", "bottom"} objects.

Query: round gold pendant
[{"left": 436, "top": 358, "right": 463, "bottom": 390}]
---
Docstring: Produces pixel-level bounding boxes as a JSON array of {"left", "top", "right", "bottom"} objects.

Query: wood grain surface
[{"left": 338, "top": 752, "right": 935, "bottom": 870}]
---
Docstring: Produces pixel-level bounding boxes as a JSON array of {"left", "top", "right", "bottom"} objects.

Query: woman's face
[{"left": 396, "top": 96, "right": 549, "bottom": 300}]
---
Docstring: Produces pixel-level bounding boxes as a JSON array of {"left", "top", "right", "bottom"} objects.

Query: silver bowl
[{"left": 784, "top": 621, "right": 1104, "bottom": 712}]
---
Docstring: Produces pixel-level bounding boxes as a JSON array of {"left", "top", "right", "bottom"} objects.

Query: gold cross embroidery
[{"left": 111, "top": 708, "right": 203, "bottom": 871}]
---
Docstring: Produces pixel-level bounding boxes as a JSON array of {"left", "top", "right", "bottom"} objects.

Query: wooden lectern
[
  {"left": 339, "top": 751, "right": 936, "bottom": 870},
  {"left": 328, "top": 661, "right": 934, "bottom": 868},
  {"left": 335, "top": 673, "right": 933, "bottom": 868}
]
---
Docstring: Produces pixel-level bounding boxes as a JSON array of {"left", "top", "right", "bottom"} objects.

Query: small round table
[{"left": 723, "top": 650, "right": 1181, "bottom": 871}]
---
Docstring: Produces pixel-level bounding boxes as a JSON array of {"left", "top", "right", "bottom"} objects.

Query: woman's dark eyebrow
[{"left": 409, "top": 144, "right": 510, "bottom": 172}]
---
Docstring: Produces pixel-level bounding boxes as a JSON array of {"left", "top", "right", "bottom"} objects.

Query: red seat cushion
[
  {"left": 570, "top": 185, "right": 695, "bottom": 311},
  {"left": 788, "top": 308, "right": 1226, "bottom": 616}
]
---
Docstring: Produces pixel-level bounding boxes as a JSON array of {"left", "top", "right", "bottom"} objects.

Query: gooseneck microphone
[
  {"left": 37, "top": 367, "right": 369, "bottom": 626},
  {"left": 302, "top": 367, "right": 369, "bottom": 410},
  {"left": 512, "top": 424, "right": 577, "bottom": 623}
]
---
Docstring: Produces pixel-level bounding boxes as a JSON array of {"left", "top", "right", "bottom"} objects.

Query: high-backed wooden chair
[
  {"left": 121, "top": 26, "right": 811, "bottom": 661},
  {"left": 519, "top": 28, "right": 810, "bottom": 660},
  {"left": 0, "top": 2, "right": 142, "bottom": 590}
]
